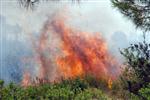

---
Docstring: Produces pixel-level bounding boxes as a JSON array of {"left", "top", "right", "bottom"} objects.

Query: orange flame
[
  {"left": 22, "top": 16, "right": 120, "bottom": 86},
  {"left": 22, "top": 72, "right": 31, "bottom": 87},
  {"left": 108, "top": 78, "right": 113, "bottom": 89},
  {"left": 51, "top": 18, "right": 119, "bottom": 80}
]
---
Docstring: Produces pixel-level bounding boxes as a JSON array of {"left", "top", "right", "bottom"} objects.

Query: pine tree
[
  {"left": 19, "top": 0, "right": 80, "bottom": 9},
  {"left": 112, "top": 0, "right": 150, "bottom": 31}
]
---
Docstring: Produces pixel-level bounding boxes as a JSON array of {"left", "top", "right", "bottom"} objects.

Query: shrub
[
  {"left": 84, "top": 75, "right": 108, "bottom": 90},
  {"left": 0, "top": 80, "right": 4, "bottom": 89},
  {"left": 46, "top": 85, "right": 74, "bottom": 100},
  {"left": 1, "top": 77, "right": 127, "bottom": 100},
  {"left": 110, "top": 77, "right": 141, "bottom": 100},
  {"left": 139, "top": 83, "right": 150, "bottom": 100},
  {"left": 0, "top": 78, "right": 89, "bottom": 100},
  {"left": 120, "top": 38, "right": 150, "bottom": 94},
  {"left": 75, "top": 88, "right": 110, "bottom": 100}
]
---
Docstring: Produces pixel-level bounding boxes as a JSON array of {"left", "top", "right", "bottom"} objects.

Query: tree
[
  {"left": 112, "top": 0, "right": 150, "bottom": 96},
  {"left": 19, "top": 0, "right": 40, "bottom": 9},
  {"left": 120, "top": 37, "right": 150, "bottom": 93},
  {"left": 112, "top": 0, "right": 150, "bottom": 31},
  {"left": 19, "top": 0, "right": 80, "bottom": 9}
]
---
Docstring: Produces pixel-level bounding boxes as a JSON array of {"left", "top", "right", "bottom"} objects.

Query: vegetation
[
  {"left": 19, "top": 0, "right": 80, "bottom": 9},
  {"left": 112, "top": 0, "right": 150, "bottom": 99},
  {"left": 112, "top": 0, "right": 150, "bottom": 31},
  {"left": 0, "top": 78, "right": 111, "bottom": 100},
  {"left": 120, "top": 37, "right": 150, "bottom": 94},
  {"left": 0, "top": 76, "right": 149, "bottom": 100},
  {"left": 139, "top": 83, "right": 150, "bottom": 100},
  {"left": 110, "top": 72, "right": 150, "bottom": 100}
]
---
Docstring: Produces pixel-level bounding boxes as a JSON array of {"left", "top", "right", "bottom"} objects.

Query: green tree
[
  {"left": 112, "top": 0, "right": 150, "bottom": 31},
  {"left": 139, "top": 83, "right": 150, "bottom": 100},
  {"left": 120, "top": 37, "right": 150, "bottom": 96},
  {"left": 112, "top": 0, "right": 150, "bottom": 97}
]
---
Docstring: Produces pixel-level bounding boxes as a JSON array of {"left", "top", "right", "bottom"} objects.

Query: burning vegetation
[{"left": 22, "top": 16, "right": 120, "bottom": 87}]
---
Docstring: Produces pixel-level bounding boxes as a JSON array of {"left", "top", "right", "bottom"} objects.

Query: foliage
[
  {"left": 19, "top": 0, "right": 80, "bottom": 9},
  {"left": 0, "top": 80, "right": 4, "bottom": 89},
  {"left": 120, "top": 38, "right": 150, "bottom": 94},
  {"left": 0, "top": 77, "right": 112, "bottom": 100},
  {"left": 112, "top": 0, "right": 150, "bottom": 98},
  {"left": 1, "top": 76, "right": 148, "bottom": 100},
  {"left": 139, "top": 83, "right": 150, "bottom": 100},
  {"left": 129, "top": 93, "right": 141, "bottom": 100},
  {"left": 110, "top": 76, "right": 141, "bottom": 100},
  {"left": 112, "top": 0, "right": 150, "bottom": 31},
  {"left": 84, "top": 75, "right": 108, "bottom": 89},
  {"left": 46, "top": 85, "right": 74, "bottom": 100},
  {"left": 74, "top": 88, "right": 110, "bottom": 100}
]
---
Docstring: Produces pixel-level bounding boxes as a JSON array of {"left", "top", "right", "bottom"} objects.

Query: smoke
[
  {"left": 0, "top": 16, "right": 30, "bottom": 83},
  {"left": 1, "top": 0, "right": 147, "bottom": 84},
  {"left": 21, "top": 13, "right": 120, "bottom": 86},
  {"left": 0, "top": 0, "right": 67, "bottom": 84}
]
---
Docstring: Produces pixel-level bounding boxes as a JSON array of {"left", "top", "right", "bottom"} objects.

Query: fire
[
  {"left": 22, "top": 15, "right": 120, "bottom": 86},
  {"left": 51, "top": 18, "right": 119, "bottom": 79},
  {"left": 108, "top": 78, "right": 113, "bottom": 89},
  {"left": 57, "top": 57, "right": 83, "bottom": 79},
  {"left": 22, "top": 72, "right": 31, "bottom": 87}
]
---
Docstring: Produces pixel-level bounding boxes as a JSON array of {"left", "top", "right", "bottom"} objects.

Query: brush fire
[{"left": 22, "top": 16, "right": 120, "bottom": 88}]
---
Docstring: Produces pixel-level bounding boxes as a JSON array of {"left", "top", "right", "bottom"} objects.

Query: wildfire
[
  {"left": 51, "top": 18, "right": 119, "bottom": 79},
  {"left": 22, "top": 15, "right": 120, "bottom": 86}
]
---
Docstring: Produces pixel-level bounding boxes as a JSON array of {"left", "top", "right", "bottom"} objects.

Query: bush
[
  {"left": 139, "top": 83, "right": 150, "bottom": 100},
  {"left": 84, "top": 75, "right": 108, "bottom": 90},
  {"left": 120, "top": 39, "right": 150, "bottom": 94},
  {"left": 0, "top": 80, "right": 4, "bottom": 89},
  {"left": 46, "top": 85, "right": 74, "bottom": 100},
  {"left": 110, "top": 77, "right": 141, "bottom": 100},
  {"left": 70, "top": 78, "right": 89, "bottom": 94},
  {"left": 75, "top": 88, "right": 110, "bottom": 100},
  {"left": 1, "top": 78, "right": 107, "bottom": 100}
]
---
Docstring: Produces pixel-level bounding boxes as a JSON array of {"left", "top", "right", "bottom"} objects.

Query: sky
[{"left": 0, "top": 0, "right": 149, "bottom": 83}]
